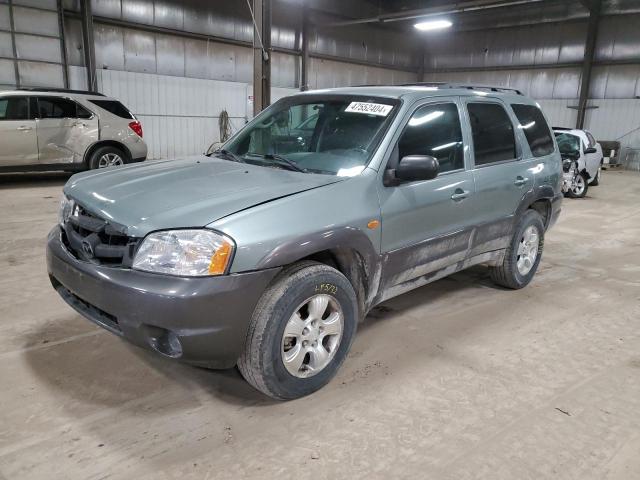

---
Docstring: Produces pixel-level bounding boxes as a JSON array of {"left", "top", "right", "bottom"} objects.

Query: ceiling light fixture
[{"left": 414, "top": 19, "right": 452, "bottom": 31}]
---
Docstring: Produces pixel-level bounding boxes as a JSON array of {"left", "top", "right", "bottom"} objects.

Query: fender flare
[{"left": 255, "top": 226, "right": 381, "bottom": 313}]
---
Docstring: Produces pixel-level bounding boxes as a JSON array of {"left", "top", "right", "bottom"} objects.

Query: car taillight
[{"left": 128, "top": 120, "right": 143, "bottom": 138}]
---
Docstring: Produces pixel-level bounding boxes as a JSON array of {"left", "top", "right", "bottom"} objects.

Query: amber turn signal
[
  {"left": 367, "top": 220, "right": 380, "bottom": 230},
  {"left": 208, "top": 241, "right": 233, "bottom": 275}
]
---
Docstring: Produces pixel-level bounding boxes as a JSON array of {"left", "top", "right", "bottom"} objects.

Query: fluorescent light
[{"left": 414, "top": 20, "right": 452, "bottom": 31}]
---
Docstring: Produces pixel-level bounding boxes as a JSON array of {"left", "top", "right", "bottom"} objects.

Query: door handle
[
  {"left": 514, "top": 176, "right": 529, "bottom": 186},
  {"left": 451, "top": 189, "right": 469, "bottom": 201},
  {"left": 73, "top": 121, "right": 87, "bottom": 127},
  {"left": 16, "top": 126, "right": 32, "bottom": 131}
]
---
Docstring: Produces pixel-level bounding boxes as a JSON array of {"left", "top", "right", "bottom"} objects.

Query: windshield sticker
[{"left": 345, "top": 102, "right": 393, "bottom": 116}]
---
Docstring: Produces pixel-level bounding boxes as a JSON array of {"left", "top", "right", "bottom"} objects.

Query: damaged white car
[{"left": 554, "top": 128, "right": 603, "bottom": 198}]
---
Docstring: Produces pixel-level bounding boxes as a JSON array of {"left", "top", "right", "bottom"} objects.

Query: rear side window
[
  {"left": 398, "top": 102, "right": 464, "bottom": 173},
  {"left": 467, "top": 102, "right": 516, "bottom": 166},
  {"left": 37, "top": 97, "right": 77, "bottom": 119},
  {"left": 89, "top": 100, "right": 134, "bottom": 119},
  {"left": 511, "top": 104, "right": 554, "bottom": 157},
  {"left": 76, "top": 103, "right": 93, "bottom": 119},
  {"left": 0, "top": 97, "right": 29, "bottom": 120}
]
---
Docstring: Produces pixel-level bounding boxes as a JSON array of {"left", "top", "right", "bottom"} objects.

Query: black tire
[
  {"left": 567, "top": 172, "right": 589, "bottom": 198},
  {"left": 590, "top": 166, "right": 601, "bottom": 186},
  {"left": 88, "top": 145, "right": 127, "bottom": 170},
  {"left": 238, "top": 261, "right": 358, "bottom": 400},
  {"left": 489, "top": 210, "right": 545, "bottom": 290}
]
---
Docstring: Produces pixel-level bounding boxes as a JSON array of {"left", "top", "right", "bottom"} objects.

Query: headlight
[
  {"left": 58, "top": 195, "right": 74, "bottom": 226},
  {"left": 132, "top": 229, "right": 234, "bottom": 276}
]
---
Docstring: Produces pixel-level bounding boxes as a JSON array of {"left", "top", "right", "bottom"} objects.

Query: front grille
[{"left": 61, "top": 203, "right": 139, "bottom": 267}]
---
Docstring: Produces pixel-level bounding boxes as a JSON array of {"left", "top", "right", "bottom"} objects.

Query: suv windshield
[
  {"left": 222, "top": 97, "right": 398, "bottom": 175},
  {"left": 554, "top": 132, "right": 580, "bottom": 156}
]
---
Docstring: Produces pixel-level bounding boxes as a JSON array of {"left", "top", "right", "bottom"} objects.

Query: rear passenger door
[
  {"left": 463, "top": 99, "right": 536, "bottom": 256},
  {"left": 378, "top": 98, "right": 476, "bottom": 290},
  {"left": 35, "top": 96, "right": 98, "bottom": 165}
]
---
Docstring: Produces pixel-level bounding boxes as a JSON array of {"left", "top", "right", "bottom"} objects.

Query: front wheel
[
  {"left": 567, "top": 173, "right": 588, "bottom": 198},
  {"left": 238, "top": 261, "right": 358, "bottom": 400},
  {"left": 489, "top": 210, "right": 545, "bottom": 289}
]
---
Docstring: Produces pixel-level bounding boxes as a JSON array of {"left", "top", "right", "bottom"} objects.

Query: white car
[
  {"left": 0, "top": 88, "right": 147, "bottom": 172},
  {"left": 553, "top": 127, "right": 603, "bottom": 198}
]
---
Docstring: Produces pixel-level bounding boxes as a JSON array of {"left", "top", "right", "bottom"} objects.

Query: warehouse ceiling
[{"left": 325, "top": 0, "right": 640, "bottom": 32}]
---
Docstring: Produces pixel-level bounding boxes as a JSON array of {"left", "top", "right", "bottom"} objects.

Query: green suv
[{"left": 47, "top": 84, "right": 563, "bottom": 400}]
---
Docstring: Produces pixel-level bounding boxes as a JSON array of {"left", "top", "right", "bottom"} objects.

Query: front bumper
[{"left": 46, "top": 226, "right": 280, "bottom": 368}]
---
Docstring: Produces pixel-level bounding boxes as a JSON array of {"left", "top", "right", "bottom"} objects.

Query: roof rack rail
[
  {"left": 399, "top": 82, "right": 524, "bottom": 95},
  {"left": 15, "top": 87, "right": 105, "bottom": 96}
]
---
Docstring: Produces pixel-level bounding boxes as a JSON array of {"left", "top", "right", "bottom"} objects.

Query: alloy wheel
[
  {"left": 516, "top": 225, "right": 540, "bottom": 275},
  {"left": 98, "top": 153, "right": 124, "bottom": 168},
  {"left": 281, "top": 294, "right": 344, "bottom": 378}
]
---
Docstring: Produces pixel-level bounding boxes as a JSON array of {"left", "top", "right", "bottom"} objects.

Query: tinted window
[
  {"left": 76, "top": 103, "right": 93, "bottom": 119},
  {"left": 511, "top": 104, "right": 555, "bottom": 157},
  {"left": 398, "top": 102, "right": 464, "bottom": 173},
  {"left": 89, "top": 100, "right": 134, "bottom": 119},
  {"left": 467, "top": 102, "right": 516, "bottom": 165},
  {"left": 37, "top": 97, "right": 77, "bottom": 119},
  {"left": 0, "top": 97, "right": 29, "bottom": 120}
]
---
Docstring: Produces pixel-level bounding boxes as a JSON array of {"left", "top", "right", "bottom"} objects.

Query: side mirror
[
  {"left": 395, "top": 155, "right": 439, "bottom": 183},
  {"left": 584, "top": 147, "right": 597, "bottom": 154}
]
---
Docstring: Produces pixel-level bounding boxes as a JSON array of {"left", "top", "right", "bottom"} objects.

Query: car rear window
[
  {"left": 89, "top": 100, "right": 134, "bottom": 119},
  {"left": 511, "top": 104, "right": 555, "bottom": 157}
]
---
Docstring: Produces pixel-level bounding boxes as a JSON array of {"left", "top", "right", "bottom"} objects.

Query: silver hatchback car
[{"left": 0, "top": 88, "right": 147, "bottom": 172}]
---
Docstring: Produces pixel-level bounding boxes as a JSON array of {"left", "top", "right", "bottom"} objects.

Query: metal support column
[
  {"left": 252, "top": 0, "right": 271, "bottom": 116},
  {"left": 57, "top": 0, "right": 69, "bottom": 88},
  {"left": 417, "top": 46, "right": 426, "bottom": 83},
  {"left": 7, "top": 0, "right": 20, "bottom": 88},
  {"left": 80, "top": 0, "right": 97, "bottom": 92},
  {"left": 576, "top": 0, "right": 602, "bottom": 129},
  {"left": 300, "top": 5, "right": 310, "bottom": 91}
]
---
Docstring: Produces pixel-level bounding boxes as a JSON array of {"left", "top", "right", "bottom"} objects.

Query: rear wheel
[
  {"left": 238, "top": 261, "right": 358, "bottom": 400},
  {"left": 490, "top": 210, "right": 545, "bottom": 290},
  {"left": 88, "top": 146, "right": 127, "bottom": 170}
]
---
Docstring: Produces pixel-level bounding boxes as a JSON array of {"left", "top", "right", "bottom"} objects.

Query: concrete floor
[{"left": 0, "top": 170, "right": 639, "bottom": 480}]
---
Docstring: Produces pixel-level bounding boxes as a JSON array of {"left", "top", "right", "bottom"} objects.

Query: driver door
[{"left": 377, "top": 98, "right": 476, "bottom": 294}]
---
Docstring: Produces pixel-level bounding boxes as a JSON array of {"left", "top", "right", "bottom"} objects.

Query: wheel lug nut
[
  {"left": 319, "top": 326, "right": 324, "bottom": 332},
  {"left": 302, "top": 340, "right": 309, "bottom": 347},
  {"left": 302, "top": 327, "right": 309, "bottom": 335},
  {"left": 311, "top": 320, "right": 317, "bottom": 327}
]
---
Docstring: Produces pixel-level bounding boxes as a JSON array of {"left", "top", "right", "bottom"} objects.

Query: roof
[
  {"left": 0, "top": 88, "right": 109, "bottom": 100},
  {"left": 296, "top": 84, "right": 535, "bottom": 103}
]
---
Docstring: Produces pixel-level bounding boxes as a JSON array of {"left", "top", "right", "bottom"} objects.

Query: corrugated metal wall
[
  {"left": 0, "top": 0, "right": 67, "bottom": 89},
  {"left": 3, "top": 0, "right": 640, "bottom": 161},
  {"left": 422, "top": 12, "right": 640, "bottom": 156},
  {"left": 55, "top": 0, "right": 417, "bottom": 159}
]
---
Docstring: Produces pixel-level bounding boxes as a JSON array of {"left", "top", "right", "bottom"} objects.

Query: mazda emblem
[{"left": 82, "top": 240, "right": 94, "bottom": 257}]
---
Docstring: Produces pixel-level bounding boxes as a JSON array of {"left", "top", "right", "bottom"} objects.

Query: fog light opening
[{"left": 149, "top": 328, "right": 183, "bottom": 358}]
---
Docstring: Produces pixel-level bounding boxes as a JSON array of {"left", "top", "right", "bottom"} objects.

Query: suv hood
[{"left": 64, "top": 156, "right": 343, "bottom": 237}]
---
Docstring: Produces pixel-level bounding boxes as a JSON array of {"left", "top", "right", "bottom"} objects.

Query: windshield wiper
[
  {"left": 213, "top": 149, "right": 246, "bottom": 164},
  {"left": 247, "top": 153, "right": 307, "bottom": 173}
]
